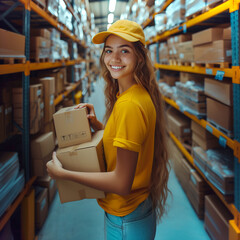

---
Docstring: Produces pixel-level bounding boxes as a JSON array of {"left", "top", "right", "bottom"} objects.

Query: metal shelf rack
[
  {"left": 145, "top": 0, "right": 240, "bottom": 238},
  {"left": 0, "top": 0, "right": 89, "bottom": 232}
]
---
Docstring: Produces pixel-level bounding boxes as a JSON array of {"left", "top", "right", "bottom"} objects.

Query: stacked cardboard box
[
  {"left": 191, "top": 121, "right": 219, "bottom": 151},
  {"left": 39, "top": 77, "right": 55, "bottom": 133},
  {"left": 166, "top": 107, "right": 191, "bottom": 143},
  {"left": 0, "top": 28, "right": 25, "bottom": 59},
  {"left": 204, "top": 78, "right": 233, "bottom": 135},
  {"left": 12, "top": 84, "right": 44, "bottom": 134},
  {"left": 53, "top": 106, "right": 106, "bottom": 203},
  {"left": 0, "top": 87, "right": 13, "bottom": 142},
  {"left": 30, "top": 131, "right": 55, "bottom": 176},
  {"left": 30, "top": 29, "right": 51, "bottom": 62},
  {"left": 193, "top": 27, "right": 232, "bottom": 64},
  {"left": 168, "top": 137, "right": 210, "bottom": 218},
  {"left": 204, "top": 195, "right": 233, "bottom": 240}
]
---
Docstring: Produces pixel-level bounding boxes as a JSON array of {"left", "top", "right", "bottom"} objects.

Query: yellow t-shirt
[{"left": 98, "top": 84, "right": 156, "bottom": 216}]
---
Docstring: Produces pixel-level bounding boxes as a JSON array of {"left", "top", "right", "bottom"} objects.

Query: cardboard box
[
  {"left": 207, "top": 97, "right": 233, "bottom": 131},
  {"left": 223, "top": 27, "right": 231, "bottom": 40},
  {"left": 30, "top": 37, "right": 51, "bottom": 51},
  {"left": 192, "top": 28, "right": 223, "bottom": 46},
  {"left": 31, "top": 132, "right": 55, "bottom": 160},
  {"left": 53, "top": 106, "right": 91, "bottom": 148},
  {"left": 36, "top": 176, "right": 57, "bottom": 204},
  {"left": 0, "top": 105, "right": 5, "bottom": 143},
  {"left": 56, "top": 130, "right": 106, "bottom": 203},
  {"left": 35, "top": 188, "right": 48, "bottom": 230},
  {"left": 191, "top": 121, "right": 215, "bottom": 140},
  {"left": 4, "top": 104, "right": 12, "bottom": 139},
  {"left": 204, "top": 195, "right": 233, "bottom": 240},
  {"left": 204, "top": 78, "right": 232, "bottom": 106},
  {"left": 0, "top": 28, "right": 25, "bottom": 57},
  {"left": 0, "top": 87, "right": 12, "bottom": 104},
  {"left": 194, "top": 40, "right": 232, "bottom": 64},
  {"left": 167, "top": 107, "right": 191, "bottom": 138},
  {"left": 32, "top": 151, "right": 52, "bottom": 176},
  {"left": 177, "top": 41, "right": 194, "bottom": 62},
  {"left": 31, "top": 28, "right": 50, "bottom": 39},
  {"left": 12, "top": 84, "right": 43, "bottom": 107},
  {"left": 43, "top": 94, "right": 55, "bottom": 123},
  {"left": 192, "top": 132, "right": 219, "bottom": 150},
  {"left": 39, "top": 77, "right": 55, "bottom": 96}
]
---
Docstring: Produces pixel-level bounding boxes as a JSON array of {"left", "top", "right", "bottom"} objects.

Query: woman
[{"left": 47, "top": 19, "right": 170, "bottom": 240}]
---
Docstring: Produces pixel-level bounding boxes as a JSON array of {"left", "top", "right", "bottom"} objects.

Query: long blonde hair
[{"left": 100, "top": 41, "right": 170, "bottom": 222}]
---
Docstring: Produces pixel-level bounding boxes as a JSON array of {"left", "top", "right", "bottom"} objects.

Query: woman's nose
[{"left": 111, "top": 51, "right": 120, "bottom": 61}]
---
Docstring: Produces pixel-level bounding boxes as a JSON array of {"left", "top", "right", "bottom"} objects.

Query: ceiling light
[
  {"left": 109, "top": 0, "right": 116, "bottom": 12},
  {"left": 108, "top": 13, "right": 114, "bottom": 24}
]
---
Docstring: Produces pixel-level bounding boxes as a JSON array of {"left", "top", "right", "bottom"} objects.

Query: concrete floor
[{"left": 37, "top": 78, "right": 211, "bottom": 240}]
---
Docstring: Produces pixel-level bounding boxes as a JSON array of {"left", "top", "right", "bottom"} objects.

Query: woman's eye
[
  {"left": 121, "top": 49, "right": 129, "bottom": 53},
  {"left": 105, "top": 49, "right": 111, "bottom": 54}
]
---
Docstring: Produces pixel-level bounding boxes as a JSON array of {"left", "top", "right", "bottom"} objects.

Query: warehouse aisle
[{"left": 37, "top": 78, "right": 210, "bottom": 240}]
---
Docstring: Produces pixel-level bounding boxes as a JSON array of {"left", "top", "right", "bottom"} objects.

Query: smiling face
[{"left": 103, "top": 35, "right": 137, "bottom": 84}]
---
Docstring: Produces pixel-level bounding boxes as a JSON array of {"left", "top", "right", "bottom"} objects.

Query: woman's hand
[
  {"left": 74, "top": 103, "right": 104, "bottom": 131},
  {"left": 46, "top": 152, "right": 64, "bottom": 179}
]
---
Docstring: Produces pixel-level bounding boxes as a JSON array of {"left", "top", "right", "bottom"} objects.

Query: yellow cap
[{"left": 92, "top": 20, "right": 145, "bottom": 45}]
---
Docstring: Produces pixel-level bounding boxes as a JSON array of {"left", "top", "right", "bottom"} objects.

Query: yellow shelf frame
[
  {"left": 164, "top": 96, "right": 235, "bottom": 150},
  {"left": 169, "top": 131, "right": 237, "bottom": 217},
  {"left": 147, "top": 1, "right": 231, "bottom": 44},
  {"left": 155, "top": 63, "right": 233, "bottom": 78}
]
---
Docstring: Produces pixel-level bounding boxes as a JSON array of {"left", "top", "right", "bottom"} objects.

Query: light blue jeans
[{"left": 104, "top": 197, "right": 156, "bottom": 240}]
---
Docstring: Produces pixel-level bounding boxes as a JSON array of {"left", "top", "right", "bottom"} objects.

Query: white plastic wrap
[
  {"left": 154, "top": 13, "right": 167, "bottom": 33},
  {"left": 185, "top": 0, "right": 206, "bottom": 17}
]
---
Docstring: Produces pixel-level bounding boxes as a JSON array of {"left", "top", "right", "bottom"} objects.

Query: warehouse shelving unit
[
  {"left": 145, "top": 0, "right": 240, "bottom": 238},
  {"left": 0, "top": 0, "right": 91, "bottom": 233}
]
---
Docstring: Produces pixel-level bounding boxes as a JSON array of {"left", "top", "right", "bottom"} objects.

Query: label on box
[
  {"left": 184, "top": 128, "right": 191, "bottom": 133},
  {"left": 179, "top": 53, "right": 184, "bottom": 59},
  {"left": 219, "top": 136, "right": 227, "bottom": 148},
  {"left": 206, "top": 124, "right": 213, "bottom": 133},
  {"left": 37, "top": 89, "right": 42, "bottom": 97},
  {"left": 226, "top": 50, "right": 232, "bottom": 57},
  {"left": 50, "top": 95, "right": 54, "bottom": 106},
  {"left": 61, "top": 131, "right": 87, "bottom": 142}
]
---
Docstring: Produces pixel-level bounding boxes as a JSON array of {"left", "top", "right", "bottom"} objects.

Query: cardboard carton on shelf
[
  {"left": 35, "top": 175, "right": 57, "bottom": 204},
  {"left": 56, "top": 130, "right": 106, "bottom": 203},
  {"left": 204, "top": 78, "right": 232, "bottom": 106},
  {"left": 177, "top": 41, "right": 194, "bottom": 63},
  {"left": 206, "top": 97, "right": 233, "bottom": 132},
  {"left": 53, "top": 106, "right": 92, "bottom": 148},
  {"left": 191, "top": 121, "right": 215, "bottom": 140},
  {"left": 35, "top": 187, "right": 48, "bottom": 230},
  {"left": 30, "top": 131, "right": 55, "bottom": 176},
  {"left": 192, "top": 132, "right": 219, "bottom": 151},
  {"left": 0, "top": 28, "right": 25, "bottom": 57},
  {"left": 30, "top": 37, "right": 51, "bottom": 51},
  {"left": 166, "top": 107, "right": 191, "bottom": 139},
  {"left": 204, "top": 195, "right": 233, "bottom": 240},
  {"left": 192, "top": 28, "right": 223, "bottom": 46},
  {"left": 31, "top": 28, "right": 51, "bottom": 39},
  {"left": 194, "top": 40, "right": 232, "bottom": 64},
  {"left": 0, "top": 105, "right": 5, "bottom": 143}
]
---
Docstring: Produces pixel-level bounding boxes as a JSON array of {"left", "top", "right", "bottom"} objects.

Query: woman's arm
[{"left": 47, "top": 148, "right": 138, "bottom": 196}]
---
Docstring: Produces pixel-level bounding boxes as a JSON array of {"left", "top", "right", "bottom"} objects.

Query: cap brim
[{"left": 92, "top": 31, "right": 140, "bottom": 44}]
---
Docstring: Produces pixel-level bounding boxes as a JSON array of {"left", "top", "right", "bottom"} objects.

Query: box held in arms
[
  {"left": 56, "top": 130, "right": 106, "bottom": 203},
  {"left": 53, "top": 106, "right": 92, "bottom": 148}
]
